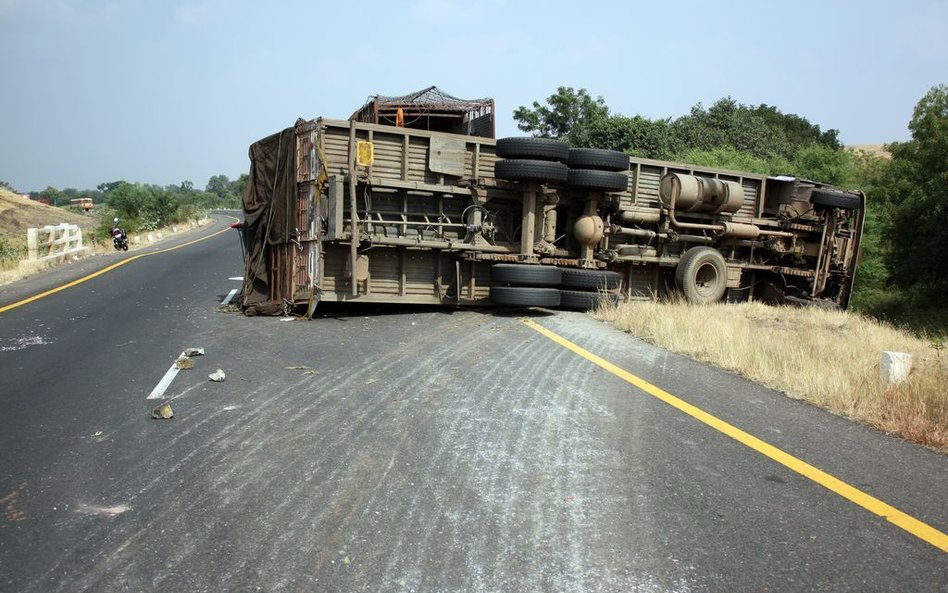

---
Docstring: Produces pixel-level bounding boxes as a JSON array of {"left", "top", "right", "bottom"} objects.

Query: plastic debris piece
[
  {"left": 184, "top": 347, "right": 205, "bottom": 357},
  {"left": 151, "top": 403, "right": 174, "bottom": 419},
  {"left": 92, "top": 431, "right": 103, "bottom": 437},
  {"left": 175, "top": 358, "right": 195, "bottom": 370},
  {"left": 208, "top": 369, "right": 226, "bottom": 382},
  {"left": 286, "top": 365, "right": 319, "bottom": 375}
]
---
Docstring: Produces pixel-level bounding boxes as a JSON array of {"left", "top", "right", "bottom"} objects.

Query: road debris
[
  {"left": 74, "top": 503, "right": 130, "bottom": 517},
  {"left": 286, "top": 365, "right": 320, "bottom": 375},
  {"left": 209, "top": 369, "right": 226, "bottom": 382},
  {"left": 151, "top": 403, "right": 174, "bottom": 419},
  {"left": 184, "top": 347, "right": 205, "bottom": 357},
  {"left": 175, "top": 358, "right": 195, "bottom": 369},
  {"left": 1, "top": 481, "right": 28, "bottom": 527}
]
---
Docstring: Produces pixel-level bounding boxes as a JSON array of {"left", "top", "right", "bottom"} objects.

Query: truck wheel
[
  {"left": 560, "top": 268, "right": 622, "bottom": 290},
  {"left": 490, "top": 264, "right": 562, "bottom": 287},
  {"left": 567, "top": 148, "right": 629, "bottom": 172},
  {"left": 489, "top": 286, "right": 561, "bottom": 307},
  {"left": 496, "top": 137, "right": 569, "bottom": 161},
  {"left": 566, "top": 169, "right": 629, "bottom": 193},
  {"left": 811, "top": 189, "right": 862, "bottom": 210},
  {"left": 675, "top": 247, "right": 727, "bottom": 304},
  {"left": 494, "top": 159, "right": 569, "bottom": 183},
  {"left": 559, "top": 290, "right": 618, "bottom": 310}
]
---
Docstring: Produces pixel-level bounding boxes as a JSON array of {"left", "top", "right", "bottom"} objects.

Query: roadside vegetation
[
  {"left": 0, "top": 175, "right": 244, "bottom": 282},
  {"left": 0, "top": 176, "right": 243, "bottom": 253},
  {"left": 594, "top": 300, "right": 947, "bottom": 451},
  {"left": 515, "top": 84, "right": 948, "bottom": 336}
]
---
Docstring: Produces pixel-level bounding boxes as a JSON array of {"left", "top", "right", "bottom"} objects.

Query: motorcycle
[{"left": 111, "top": 226, "right": 128, "bottom": 251}]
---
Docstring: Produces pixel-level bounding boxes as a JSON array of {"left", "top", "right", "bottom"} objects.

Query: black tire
[
  {"left": 675, "top": 247, "right": 727, "bottom": 304},
  {"left": 494, "top": 159, "right": 569, "bottom": 183},
  {"left": 560, "top": 268, "right": 622, "bottom": 290},
  {"left": 811, "top": 189, "right": 862, "bottom": 210},
  {"left": 566, "top": 169, "right": 629, "bottom": 193},
  {"left": 489, "top": 286, "right": 561, "bottom": 307},
  {"left": 496, "top": 137, "right": 569, "bottom": 161},
  {"left": 122, "top": 243, "right": 128, "bottom": 251},
  {"left": 559, "top": 290, "right": 618, "bottom": 311},
  {"left": 567, "top": 148, "right": 629, "bottom": 171},
  {"left": 490, "top": 264, "right": 562, "bottom": 287}
]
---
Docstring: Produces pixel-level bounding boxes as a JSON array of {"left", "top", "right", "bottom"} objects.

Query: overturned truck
[{"left": 238, "top": 89, "right": 864, "bottom": 316}]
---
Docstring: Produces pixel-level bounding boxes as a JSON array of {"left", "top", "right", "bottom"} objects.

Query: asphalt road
[{"left": 0, "top": 213, "right": 945, "bottom": 592}]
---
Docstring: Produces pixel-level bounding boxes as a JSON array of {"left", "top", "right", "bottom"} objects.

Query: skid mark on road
[{"left": 522, "top": 318, "right": 948, "bottom": 553}]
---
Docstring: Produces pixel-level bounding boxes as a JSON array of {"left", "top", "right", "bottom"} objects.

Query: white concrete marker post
[{"left": 880, "top": 351, "right": 912, "bottom": 384}]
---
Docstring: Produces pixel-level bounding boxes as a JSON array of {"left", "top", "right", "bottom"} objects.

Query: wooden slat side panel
[
  {"left": 404, "top": 252, "right": 439, "bottom": 296},
  {"left": 634, "top": 164, "right": 664, "bottom": 209}
]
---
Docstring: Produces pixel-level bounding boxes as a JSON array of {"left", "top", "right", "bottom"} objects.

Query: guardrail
[{"left": 26, "top": 223, "right": 91, "bottom": 261}]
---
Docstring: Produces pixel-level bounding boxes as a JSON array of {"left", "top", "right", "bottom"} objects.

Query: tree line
[
  {"left": 514, "top": 85, "right": 948, "bottom": 332},
  {"left": 2, "top": 174, "right": 247, "bottom": 237}
]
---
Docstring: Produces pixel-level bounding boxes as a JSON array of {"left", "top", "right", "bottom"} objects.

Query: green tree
[
  {"left": 582, "top": 115, "right": 675, "bottom": 159},
  {"left": 206, "top": 174, "right": 233, "bottom": 201},
  {"left": 886, "top": 84, "right": 948, "bottom": 300},
  {"left": 670, "top": 98, "right": 794, "bottom": 160},
  {"left": 231, "top": 173, "right": 248, "bottom": 201},
  {"left": 513, "top": 87, "right": 610, "bottom": 143},
  {"left": 97, "top": 181, "right": 122, "bottom": 194},
  {"left": 791, "top": 144, "right": 853, "bottom": 186},
  {"left": 748, "top": 104, "right": 841, "bottom": 150},
  {"left": 0, "top": 181, "right": 14, "bottom": 192},
  {"left": 848, "top": 150, "right": 893, "bottom": 296},
  {"left": 37, "top": 186, "right": 64, "bottom": 206},
  {"left": 674, "top": 146, "right": 791, "bottom": 175}
]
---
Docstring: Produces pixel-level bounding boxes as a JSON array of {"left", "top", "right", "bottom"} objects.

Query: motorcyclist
[{"left": 111, "top": 218, "right": 128, "bottom": 250}]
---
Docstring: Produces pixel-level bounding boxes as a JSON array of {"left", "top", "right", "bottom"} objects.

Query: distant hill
[
  {"left": 847, "top": 144, "right": 892, "bottom": 159},
  {"left": 0, "top": 188, "right": 92, "bottom": 238}
]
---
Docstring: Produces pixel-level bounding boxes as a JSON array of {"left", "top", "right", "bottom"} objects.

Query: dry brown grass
[
  {"left": 594, "top": 300, "right": 948, "bottom": 451},
  {"left": 0, "top": 188, "right": 90, "bottom": 236},
  {"left": 846, "top": 144, "right": 892, "bottom": 160}
]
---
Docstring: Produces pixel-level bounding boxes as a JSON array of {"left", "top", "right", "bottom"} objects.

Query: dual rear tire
[
  {"left": 489, "top": 264, "right": 620, "bottom": 310},
  {"left": 494, "top": 138, "right": 629, "bottom": 193}
]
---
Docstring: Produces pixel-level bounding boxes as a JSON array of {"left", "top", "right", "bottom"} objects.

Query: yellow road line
[
  {"left": 0, "top": 225, "right": 233, "bottom": 315},
  {"left": 521, "top": 317, "right": 948, "bottom": 553}
]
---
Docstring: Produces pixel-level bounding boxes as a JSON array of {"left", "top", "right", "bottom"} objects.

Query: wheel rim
[{"left": 694, "top": 262, "right": 720, "bottom": 298}]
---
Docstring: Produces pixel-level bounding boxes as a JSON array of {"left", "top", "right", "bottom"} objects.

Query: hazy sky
[{"left": 1, "top": 0, "right": 946, "bottom": 192}]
